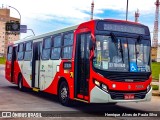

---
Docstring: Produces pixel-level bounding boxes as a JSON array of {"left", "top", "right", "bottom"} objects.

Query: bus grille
[
  {"left": 106, "top": 74, "right": 150, "bottom": 82},
  {"left": 109, "top": 90, "right": 147, "bottom": 100}
]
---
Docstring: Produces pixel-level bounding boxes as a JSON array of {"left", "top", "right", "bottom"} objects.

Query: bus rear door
[{"left": 32, "top": 42, "right": 42, "bottom": 89}]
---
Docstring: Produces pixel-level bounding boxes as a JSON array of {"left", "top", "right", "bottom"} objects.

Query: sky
[{"left": 0, "top": 0, "right": 156, "bottom": 40}]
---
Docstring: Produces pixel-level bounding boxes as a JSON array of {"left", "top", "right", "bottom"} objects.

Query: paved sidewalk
[
  {"left": 0, "top": 64, "right": 5, "bottom": 75},
  {"left": 151, "top": 81, "right": 160, "bottom": 96},
  {"left": 152, "top": 90, "right": 160, "bottom": 96},
  {"left": 151, "top": 81, "right": 159, "bottom": 86},
  {"left": 0, "top": 64, "right": 5, "bottom": 68}
]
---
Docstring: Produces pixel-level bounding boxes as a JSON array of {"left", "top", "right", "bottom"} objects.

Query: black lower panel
[{"left": 109, "top": 90, "right": 147, "bottom": 100}]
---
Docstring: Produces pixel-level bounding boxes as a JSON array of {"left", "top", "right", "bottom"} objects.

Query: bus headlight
[
  {"left": 94, "top": 80, "right": 108, "bottom": 92},
  {"left": 94, "top": 80, "right": 100, "bottom": 87},
  {"left": 102, "top": 84, "right": 108, "bottom": 92},
  {"left": 147, "top": 85, "right": 151, "bottom": 93}
]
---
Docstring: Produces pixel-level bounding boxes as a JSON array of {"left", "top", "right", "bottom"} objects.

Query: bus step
[
  {"left": 84, "top": 96, "right": 89, "bottom": 101},
  {"left": 77, "top": 94, "right": 89, "bottom": 101},
  {"left": 32, "top": 88, "right": 40, "bottom": 92},
  {"left": 77, "top": 94, "right": 83, "bottom": 99},
  {"left": 74, "top": 98, "right": 88, "bottom": 103}
]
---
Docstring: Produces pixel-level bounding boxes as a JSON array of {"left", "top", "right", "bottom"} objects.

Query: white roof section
[{"left": 14, "top": 25, "right": 78, "bottom": 44}]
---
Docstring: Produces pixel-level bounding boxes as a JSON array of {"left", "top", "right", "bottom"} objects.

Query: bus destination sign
[{"left": 97, "top": 22, "right": 146, "bottom": 35}]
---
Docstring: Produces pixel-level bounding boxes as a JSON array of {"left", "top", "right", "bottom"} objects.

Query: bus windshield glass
[{"left": 93, "top": 35, "right": 151, "bottom": 72}]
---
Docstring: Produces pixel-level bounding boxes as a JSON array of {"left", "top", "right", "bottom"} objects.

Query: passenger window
[
  {"left": 63, "top": 46, "right": 72, "bottom": 59},
  {"left": 54, "top": 36, "right": 61, "bottom": 47},
  {"left": 26, "top": 42, "right": 32, "bottom": 51},
  {"left": 51, "top": 48, "right": 61, "bottom": 59},
  {"left": 7, "top": 54, "right": 12, "bottom": 61},
  {"left": 62, "top": 32, "right": 73, "bottom": 59},
  {"left": 24, "top": 51, "right": 32, "bottom": 61},
  {"left": 44, "top": 37, "right": 51, "bottom": 49},
  {"left": 8, "top": 46, "right": 13, "bottom": 53},
  {"left": 19, "top": 44, "right": 24, "bottom": 52},
  {"left": 63, "top": 33, "right": 73, "bottom": 46},
  {"left": 17, "top": 43, "right": 24, "bottom": 60},
  {"left": 51, "top": 35, "right": 61, "bottom": 60},
  {"left": 42, "top": 49, "right": 50, "bottom": 60},
  {"left": 42, "top": 37, "right": 51, "bottom": 60},
  {"left": 24, "top": 42, "right": 32, "bottom": 61},
  {"left": 7, "top": 46, "right": 12, "bottom": 61}
]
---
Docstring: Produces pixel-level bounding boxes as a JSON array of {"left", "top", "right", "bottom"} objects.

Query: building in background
[{"left": 0, "top": 8, "right": 20, "bottom": 57}]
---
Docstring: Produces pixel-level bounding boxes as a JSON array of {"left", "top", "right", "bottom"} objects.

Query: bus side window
[
  {"left": 42, "top": 37, "right": 51, "bottom": 60},
  {"left": 24, "top": 42, "right": 32, "bottom": 61},
  {"left": 7, "top": 46, "right": 13, "bottom": 61},
  {"left": 17, "top": 43, "right": 24, "bottom": 61},
  {"left": 62, "top": 32, "right": 73, "bottom": 59},
  {"left": 51, "top": 35, "right": 61, "bottom": 60}
]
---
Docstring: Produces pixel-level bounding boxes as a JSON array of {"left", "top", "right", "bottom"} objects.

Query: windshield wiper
[
  {"left": 135, "top": 35, "right": 143, "bottom": 64},
  {"left": 137, "top": 35, "right": 143, "bottom": 43},
  {"left": 110, "top": 32, "right": 118, "bottom": 51},
  {"left": 110, "top": 32, "right": 124, "bottom": 63},
  {"left": 110, "top": 32, "right": 117, "bottom": 43},
  {"left": 135, "top": 36, "right": 142, "bottom": 55}
]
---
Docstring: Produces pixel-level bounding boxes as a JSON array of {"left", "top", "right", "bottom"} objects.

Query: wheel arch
[{"left": 57, "top": 77, "right": 68, "bottom": 95}]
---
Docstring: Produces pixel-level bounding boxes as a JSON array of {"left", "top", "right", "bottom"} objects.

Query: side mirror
[
  {"left": 89, "top": 39, "right": 96, "bottom": 60},
  {"left": 89, "top": 39, "right": 95, "bottom": 50}
]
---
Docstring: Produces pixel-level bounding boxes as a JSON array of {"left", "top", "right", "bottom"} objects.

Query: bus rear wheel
[
  {"left": 58, "top": 81, "right": 70, "bottom": 106},
  {"left": 18, "top": 75, "right": 24, "bottom": 91}
]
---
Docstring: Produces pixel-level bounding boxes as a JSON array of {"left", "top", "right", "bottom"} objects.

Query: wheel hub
[{"left": 61, "top": 87, "right": 67, "bottom": 99}]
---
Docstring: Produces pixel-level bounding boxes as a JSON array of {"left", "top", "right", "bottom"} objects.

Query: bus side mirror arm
[
  {"left": 89, "top": 33, "right": 96, "bottom": 59},
  {"left": 89, "top": 51, "right": 95, "bottom": 60},
  {"left": 89, "top": 39, "right": 94, "bottom": 50},
  {"left": 89, "top": 33, "right": 96, "bottom": 50}
]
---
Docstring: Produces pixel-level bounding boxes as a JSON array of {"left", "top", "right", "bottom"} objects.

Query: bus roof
[
  {"left": 13, "top": 19, "right": 148, "bottom": 45},
  {"left": 14, "top": 25, "right": 78, "bottom": 44}
]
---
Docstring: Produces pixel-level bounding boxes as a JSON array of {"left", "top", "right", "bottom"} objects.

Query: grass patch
[
  {"left": 151, "top": 62, "right": 160, "bottom": 81},
  {"left": 152, "top": 85, "right": 159, "bottom": 90},
  {"left": 0, "top": 57, "right": 6, "bottom": 64}
]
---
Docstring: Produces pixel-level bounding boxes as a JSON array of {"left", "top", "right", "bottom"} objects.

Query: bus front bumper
[{"left": 90, "top": 86, "right": 152, "bottom": 103}]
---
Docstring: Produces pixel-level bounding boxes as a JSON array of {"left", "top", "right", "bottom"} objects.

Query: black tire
[
  {"left": 18, "top": 75, "right": 24, "bottom": 91},
  {"left": 108, "top": 102, "right": 117, "bottom": 105},
  {"left": 58, "top": 81, "right": 70, "bottom": 106}
]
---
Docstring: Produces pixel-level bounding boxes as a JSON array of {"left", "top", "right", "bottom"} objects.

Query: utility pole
[
  {"left": 135, "top": 9, "right": 140, "bottom": 23},
  {"left": 91, "top": 0, "right": 94, "bottom": 20},
  {"left": 126, "top": 0, "right": 129, "bottom": 21}
]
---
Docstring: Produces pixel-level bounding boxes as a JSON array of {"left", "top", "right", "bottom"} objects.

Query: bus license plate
[{"left": 124, "top": 94, "right": 134, "bottom": 100}]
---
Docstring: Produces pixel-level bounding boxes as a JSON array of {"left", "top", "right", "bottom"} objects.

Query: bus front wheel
[{"left": 58, "top": 81, "right": 70, "bottom": 106}]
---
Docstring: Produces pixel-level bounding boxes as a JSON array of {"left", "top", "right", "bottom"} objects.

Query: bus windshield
[{"left": 93, "top": 35, "right": 151, "bottom": 72}]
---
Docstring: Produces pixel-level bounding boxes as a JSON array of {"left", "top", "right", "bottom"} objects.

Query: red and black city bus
[{"left": 5, "top": 19, "right": 152, "bottom": 105}]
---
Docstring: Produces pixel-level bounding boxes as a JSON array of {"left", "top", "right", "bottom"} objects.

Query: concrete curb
[
  {"left": 0, "top": 64, "right": 5, "bottom": 68},
  {"left": 152, "top": 90, "right": 160, "bottom": 96}
]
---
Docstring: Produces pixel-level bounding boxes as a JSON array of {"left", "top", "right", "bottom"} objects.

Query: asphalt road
[{"left": 0, "top": 64, "right": 160, "bottom": 120}]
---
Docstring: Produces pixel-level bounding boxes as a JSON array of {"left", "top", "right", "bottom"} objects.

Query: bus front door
[
  {"left": 75, "top": 33, "right": 90, "bottom": 99},
  {"left": 32, "top": 42, "right": 42, "bottom": 89}
]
